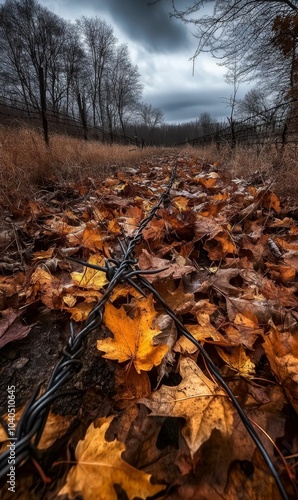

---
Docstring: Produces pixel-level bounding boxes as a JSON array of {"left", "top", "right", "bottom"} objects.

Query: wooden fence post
[
  {"left": 77, "top": 93, "right": 88, "bottom": 141},
  {"left": 38, "top": 66, "right": 49, "bottom": 146}
]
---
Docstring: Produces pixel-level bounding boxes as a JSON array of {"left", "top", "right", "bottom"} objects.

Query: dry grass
[
  {"left": 180, "top": 142, "right": 298, "bottom": 201},
  {"left": 0, "top": 126, "right": 162, "bottom": 208},
  {"left": 0, "top": 126, "right": 297, "bottom": 209}
]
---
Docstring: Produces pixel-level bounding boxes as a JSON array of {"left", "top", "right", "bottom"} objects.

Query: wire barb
[{"left": 0, "top": 159, "right": 289, "bottom": 500}]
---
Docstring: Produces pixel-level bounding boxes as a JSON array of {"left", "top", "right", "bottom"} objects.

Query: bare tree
[
  {"left": 108, "top": 44, "right": 143, "bottom": 138},
  {"left": 138, "top": 102, "right": 164, "bottom": 144},
  {"left": 163, "top": 0, "right": 298, "bottom": 92},
  {"left": 77, "top": 16, "right": 116, "bottom": 138},
  {"left": 0, "top": 0, "right": 72, "bottom": 143}
]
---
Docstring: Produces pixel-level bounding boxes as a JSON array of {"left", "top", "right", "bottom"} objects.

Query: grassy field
[{"left": 0, "top": 125, "right": 297, "bottom": 208}]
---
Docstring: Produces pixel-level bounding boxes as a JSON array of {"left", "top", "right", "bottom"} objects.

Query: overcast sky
[{"left": 1, "top": 0, "right": 251, "bottom": 123}]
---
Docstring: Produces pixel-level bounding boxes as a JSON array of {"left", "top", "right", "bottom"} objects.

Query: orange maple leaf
[{"left": 97, "top": 295, "right": 168, "bottom": 373}]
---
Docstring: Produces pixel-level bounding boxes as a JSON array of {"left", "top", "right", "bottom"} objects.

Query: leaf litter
[{"left": 0, "top": 151, "right": 297, "bottom": 499}]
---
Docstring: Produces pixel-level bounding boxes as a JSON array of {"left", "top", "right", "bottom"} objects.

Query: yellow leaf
[
  {"left": 62, "top": 294, "right": 77, "bottom": 308},
  {"left": 82, "top": 224, "right": 104, "bottom": 251},
  {"left": 216, "top": 346, "right": 255, "bottom": 377},
  {"left": 172, "top": 196, "right": 189, "bottom": 211},
  {"left": 98, "top": 295, "right": 168, "bottom": 373},
  {"left": 140, "top": 357, "right": 233, "bottom": 457},
  {"left": 234, "top": 311, "right": 259, "bottom": 329},
  {"left": 108, "top": 219, "right": 122, "bottom": 235},
  {"left": 71, "top": 254, "right": 108, "bottom": 289},
  {"left": 66, "top": 301, "right": 96, "bottom": 322},
  {"left": 59, "top": 416, "right": 165, "bottom": 500},
  {"left": 0, "top": 407, "right": 73, "bottom": 451}
]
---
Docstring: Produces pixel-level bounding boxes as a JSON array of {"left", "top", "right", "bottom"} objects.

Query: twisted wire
[{"left": 0, "top": 160, "right": 289, "bottom": 500}]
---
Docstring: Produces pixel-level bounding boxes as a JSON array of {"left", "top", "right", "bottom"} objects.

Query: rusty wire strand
[{"left": 0, "top": 160, "right": 289, "bottom": 500}]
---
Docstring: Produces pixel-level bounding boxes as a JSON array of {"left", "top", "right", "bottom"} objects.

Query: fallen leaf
[
  {"left": 71, "top": 254, "right": 108, "bottom": 289},
  {"left": 216, "top": 346, "right": 255, "bottom": 377},
  {"left": 82, "top": 223, "right": 104, "bottom": 251},
  {"left": 138, "top": 249, "right": 195, "bottom": 282},
  {"left": 114, "top": 365, "right": 151, "bottom": 406},
  {"left": 0, "top": 407, "right": 74, "bottom": 455},
  {"left": 0, "top": 309, "right": 31, "bottom": 349},
  {"left": 32, "top": 246, "right": 55, "bottom": 261},
  {"left": 262, "top": 321, "right": 298, "bottom": 412},
  {"left": 59, "top": 416, "right": 165, "bottom": 500},
  {"left": 97, "top": 295, "right": 168, "bottom": 373},
  {"left": 140, "top": 356, "right": 234, "bottom": 457}
]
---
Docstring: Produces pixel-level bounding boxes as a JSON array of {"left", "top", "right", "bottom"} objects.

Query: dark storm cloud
[
  {"left": 0, "top": 0, "right": 240, "bottom": 123},
  {"left": 64, "top": 0, "right": 191, "bottom": 52}
]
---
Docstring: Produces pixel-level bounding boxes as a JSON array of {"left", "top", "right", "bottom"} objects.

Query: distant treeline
[{"left": 0, "top": 0, "right": 296, "bottom": 147}]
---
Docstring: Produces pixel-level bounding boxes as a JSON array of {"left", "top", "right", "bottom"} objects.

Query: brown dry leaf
[
  {"left": 82, "top": 223, "right": 104, "bottom": 251},
  {"left": 66, "top": 225, "right": 86, "bottom": 246},
  {"left": 196, "top": 173, "right": 219, "bottom": 189},
  {"left": 154, "top": 280, "right": 195, "bottom": 315},
  {"left": 66, "top": 301, "right": 97, "bottom": 322},
  {"left": 234, "top": 310, "right": 259, "bottom": 330},
  {"left": 28, "top": 267, "right": 64, "bottom": 309},
  {"left": 175, "top": 323, "right": 230, "bottom": 354},
  {"left": 0, "top": 273, "right": 25, "bottom": 308},
  {"left": 210, "top": 268, "right": 242, "bottom": 297},
  {"left": 172, "top": 196, "right": 190, "bottom": 211},
  {"left": 107, "top": 219, "right": 122, "bottom": 235},
  {"left": 175, "top": 300, "right": 231, "bottom": 353},
  {"left": 283, "top": 251, "right": 298, "bottom": 271},
  {"left": 0, "top": 309, "right": 31, "bottom": 349},
  {"left": 109, "top": 284, "right": 143, "bottom": 302},
  {"left": 225, "top": 449, "right": 281, "bottom": 500},
  {"left": 140, "top": 356, "right": 234, "bottom": 457},
  {"left": 142, "top": 218, "right": 165, "bottom": 242},
  {"left": 118, "top": 206, "right": 144, "bottom": 236},
  {"left": 204, "top": 230, "right": 237, "bottom": 260},
  {"left": 275, "top": 236, "right": 298, "bottom": 252},
  {"left": 97, "top": 295, "right": 168, "bottom": 373},
  {"left": 268, "top": 217, "right": 294, "bottom": 228},
  {"left": 138, "top": 249, "right": 195, "bottom": 282},
  {"left": 216, "top": 346, "right": 255, "bottom": 377},
  {"left": 114, "top": 365, "right": 151, "bottom": 407},
  {"left": 194, "top": 215, "right": 222, "bottom": 240},
  {"left": 0, "top": 407, "right": 73, "bottom": 450},
  {"left": 32, "top": 246, "right": 55, "bottom": 261},
  {"left": 261, "top": 191, "right": 281, "bottom": 212},
  {"left": 265, "top": 262, "right": 296, "bottom": 282},
  {"left": 45, "top": 217, "right": 81, "bottom": 236},
  {"left": 58, "top": 416, "right": 165, "bottom": 500},
  {"left": 262, "top": 321, "right": 298, "bottom": 412},
  {"left": 260, "top": 279, "right": 298, "bottom": 308},
  {"left": 71, "top": 254, "right": 108, "bottom": 289},
  {"left": 153, "top": 314, "right": 177, "bottom": 384}
]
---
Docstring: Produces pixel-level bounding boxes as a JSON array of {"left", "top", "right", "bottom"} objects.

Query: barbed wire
[
  {"left": 177, "top": 97, "right": 298, "bottom": 148},
  {"left": 0, "top": 159, "right": 290, "bottom": 500}
]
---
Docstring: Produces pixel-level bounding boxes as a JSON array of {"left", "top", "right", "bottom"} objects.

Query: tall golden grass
[
  {"left": 0, "top": 126, "right": 297, "bottom": 208},
  {"left": 182, "top": 142, "right": 298, "bottom": 201},
  {"left": 0, "top": 126, "right": 162, "bottom": 207}
]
